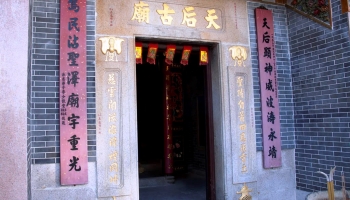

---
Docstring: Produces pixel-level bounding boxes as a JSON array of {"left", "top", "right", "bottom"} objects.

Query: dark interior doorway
[{"left": 136, "top": 40, "right": 215, "bottom": 200}]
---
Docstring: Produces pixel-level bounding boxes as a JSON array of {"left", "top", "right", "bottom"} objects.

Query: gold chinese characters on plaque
[
  {"left": 131, "top": 1, "right": 221, "bottom": 30},
  {"left": 182, "top": 7, "right": 197, "bottom": 27},
  {"left": 99, "top": 37, "right": 124, "bottom": 62},
  {"left": 131, "top": 1, "right": 150, "bottom": 23},
  {"left": 156, "top": 4, "right": 175, "bottom": 25}
]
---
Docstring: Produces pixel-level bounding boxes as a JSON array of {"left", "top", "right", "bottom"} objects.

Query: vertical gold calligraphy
[
  {"left": 237, "top": 76, "right": 247, "bottom": 173},
  {"left": 106, "top": 72, "right": 119, "bottom": 184}
]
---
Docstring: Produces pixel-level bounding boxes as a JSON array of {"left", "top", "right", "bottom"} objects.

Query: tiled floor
[{"left": 139, "top": 174, "right": 206, "bottom": 200}]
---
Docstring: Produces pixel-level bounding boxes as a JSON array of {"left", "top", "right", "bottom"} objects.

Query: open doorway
[{"left": 136, "top": 39, "right": 215, "bottom": 200}]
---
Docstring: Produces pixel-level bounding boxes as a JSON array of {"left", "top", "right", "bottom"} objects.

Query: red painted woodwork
[
  {"left": 60, "top": 0, "right": 88, "bottom": 185},
  {"left": 255, "top": 8, "right": 282, "bottom": 168}
]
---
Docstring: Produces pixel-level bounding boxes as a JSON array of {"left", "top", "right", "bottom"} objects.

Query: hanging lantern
[
  {"left": 165, "top": 44, "right": 176, "bottom": 65},
  {"left": 180, "top": 46, "right": 192, "bottom": 66},
  {"left": 199, "top": 46, "right": 208, "bottom": 65},
  {"left": 147, "top": 43, "right": 158, "bottom": 64},
  {"left": 135, "top": 42, "right": 143, "bottom": 64}
]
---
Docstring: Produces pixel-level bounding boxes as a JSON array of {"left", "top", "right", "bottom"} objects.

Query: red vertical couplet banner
[
  {"left": 255, "top": 8, "right": 282, "bottom": 168},
  {"left": 60, "top": 0, "right": 88, "bottom": 185},
  {"left": 164, "top": 66, "right": 174, "bottom": 174}
]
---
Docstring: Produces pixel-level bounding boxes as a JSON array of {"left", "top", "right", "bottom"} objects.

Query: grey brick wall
[
  {"left": 288, "top": 0, "right": 350, "bottom": 192},
  {"left": 30, "top": 1, "right": 296, "bottom": 164},
  {"left": 31, "top": 0, "right": 96, "bottom": 164},
  {"left": 248, "top": 2, "right": 296, "bottom": 151},
  {"left": 27, "top": 0, "right": 350, "bottom": 193}
]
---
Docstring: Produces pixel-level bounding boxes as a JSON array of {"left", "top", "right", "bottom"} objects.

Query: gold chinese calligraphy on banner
[{"left": 130, "top": 1, "right": 223, "bottom": 31}]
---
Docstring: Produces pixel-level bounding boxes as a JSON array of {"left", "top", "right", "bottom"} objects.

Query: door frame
[
  {"left": 134, "top": 37, "right": 221, "bottom": 200},
  {"left": 205, "top": 48, "right": 216, "bottom": 200}
]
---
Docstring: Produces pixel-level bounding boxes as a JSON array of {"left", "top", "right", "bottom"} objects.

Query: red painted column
[{"left": 164, "top": 65, "right": 174, "bottom": 174}]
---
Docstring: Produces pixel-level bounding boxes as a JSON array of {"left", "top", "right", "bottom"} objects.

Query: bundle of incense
[
  {"left": 342, "top": 171, "right": 349, "bottom": 200},
  {"left": 317, "top": 166, "right": 336, "bottom": 200}
]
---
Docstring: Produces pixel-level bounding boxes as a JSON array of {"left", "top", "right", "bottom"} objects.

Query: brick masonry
[
  {"left": 248, "top": 2, "right": 296, "bottom": 151},
  {"left": 27, "top": 0, "right": 350, "bottom": 194},
  {"left": 30, "top": 0, "right": 96, "bottom": 164},
  {"left": 30, "top": 1, "right": 296, "bottom": 162},
  {"left": 288, "top": 0, "right": 350, "bottom": 192}
]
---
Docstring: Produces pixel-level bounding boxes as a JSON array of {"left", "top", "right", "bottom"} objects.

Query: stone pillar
[{"left": 0, "top": 0, "right": 29, "bottom": 199}]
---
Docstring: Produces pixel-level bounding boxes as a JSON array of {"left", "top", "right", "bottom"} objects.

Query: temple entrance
[{"left": 136, "top": 40, "right": 215, "bottom": 200}]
